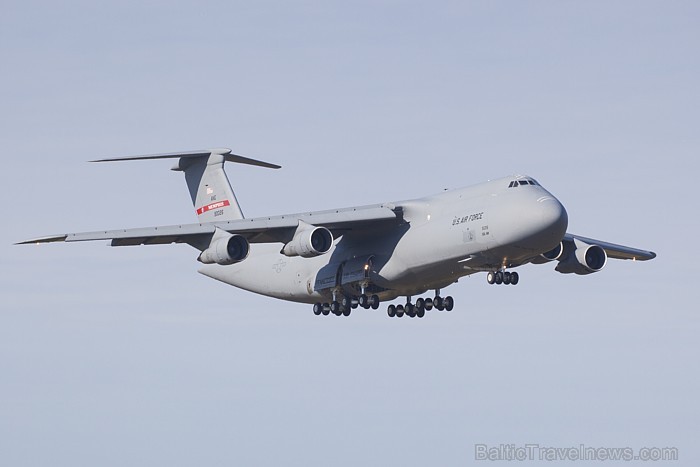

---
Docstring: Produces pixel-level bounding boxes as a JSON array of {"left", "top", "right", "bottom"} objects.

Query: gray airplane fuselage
[{"left": 199, "top": 176, "right": 568, "bottom": 303}]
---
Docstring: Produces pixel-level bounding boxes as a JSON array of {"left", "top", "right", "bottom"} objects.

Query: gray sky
[{"left": 1, "top": 1, "right": 698, "bottom": 466}]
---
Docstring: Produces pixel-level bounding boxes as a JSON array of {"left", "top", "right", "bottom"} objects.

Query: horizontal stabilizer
[{"left": 90, "top": 148, "right": 281, "bottom": 169}]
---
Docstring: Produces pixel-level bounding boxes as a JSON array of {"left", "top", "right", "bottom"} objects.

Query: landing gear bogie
[
  {"left": 487, "top": 270, "right": 519, "bottom": 286},
  {"left": 385, "top": 292, "right": 454, "bottom": 318}
]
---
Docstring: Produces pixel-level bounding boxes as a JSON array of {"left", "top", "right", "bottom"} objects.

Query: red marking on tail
[{"left": 196, "top": 199, "right": 231, "bottom": 215}]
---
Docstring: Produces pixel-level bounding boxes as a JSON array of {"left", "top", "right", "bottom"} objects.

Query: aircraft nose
[{"left": 538, "top": 196, "right": 568, "bottom": 242}]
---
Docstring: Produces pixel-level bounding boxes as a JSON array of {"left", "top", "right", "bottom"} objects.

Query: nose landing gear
[{"left": 487, "top": 270, "right": 519, "bottom": 286}]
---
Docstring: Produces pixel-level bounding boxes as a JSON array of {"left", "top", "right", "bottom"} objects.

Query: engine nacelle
[
  {"left": 555, "top": 240, "right": 607, "bottom": 275},
  {"left": 530, "top": 242, "right": 564, "bottom": 264},
  {"left": 198, "top": 230, "right": 250, "bottom": 265},
  {"left": 282, "top": 222, "right": 333, "bottom": 258}
]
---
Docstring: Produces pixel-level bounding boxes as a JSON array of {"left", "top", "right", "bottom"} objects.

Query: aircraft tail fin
[{"left": 91, "top": 148, "right": 280, "bottom": 223}]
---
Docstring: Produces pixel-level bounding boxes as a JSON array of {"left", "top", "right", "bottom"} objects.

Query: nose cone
[{"left": 538, "top": 196, "right": 568, "bottom": 245}]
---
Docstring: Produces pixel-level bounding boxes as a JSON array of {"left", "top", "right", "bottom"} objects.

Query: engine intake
[
  {"left": 555, "top": 239, "right": 607, "bottom": 275},
  {"left": 283, "top": 221, "right": 333, "bottom": 258},
  {"left": 574, "top": 244, "right": 607, "bottom": 272},
  {"left": 198, "top": 229, "right": 249, "bottom": 265}
]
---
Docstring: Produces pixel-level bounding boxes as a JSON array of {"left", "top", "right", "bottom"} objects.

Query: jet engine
[
  {"left": 530, "top": 242, "right": 564, "bottom": 264},
  {"left": 282, "top": 221, "right": 333, "bottom": 258},
  {"left": 198, "top": 230, "right": 250, "bottom": 265},
  {"left": 555, "top": 240, "right": 607, "bottom": 275}
]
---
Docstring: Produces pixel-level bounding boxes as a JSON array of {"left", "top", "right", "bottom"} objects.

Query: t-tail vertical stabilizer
[{"left": 91, "top": 148, "right": 281, "bottom": 223}]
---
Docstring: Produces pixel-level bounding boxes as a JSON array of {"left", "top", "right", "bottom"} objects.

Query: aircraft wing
[
  {"left": 564, "top": 233, "right": 656, "bottom": 261},
  {"left": 17, "top": 204, "right": 403, "bottom": 249}
]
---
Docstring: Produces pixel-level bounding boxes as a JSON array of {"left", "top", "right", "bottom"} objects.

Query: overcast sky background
[{"left": 1, "top": 1, "right": 698, "bottom": 466}]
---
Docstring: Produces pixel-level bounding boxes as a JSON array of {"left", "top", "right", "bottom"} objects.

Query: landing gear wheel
[
  {"left": 341, "top": 296, "right": 352, "bottom": 310},
  {"left": 396, "top": 304, "right": 405, "bottom": 317},
  {"left": 370, "top": 295, "right": 380, "bottom": 310},
  {"left": 434, "top": 296, "right": 444, "bottom": 311},
  {"left": 444, "top": 296, "right": 454, "bottom": 311},
  {"left": 487, "top": 271, "right": 496, "bottom": 284},
  {"left": 415, "top": 298, "right": 425, "bottom": 312},
  {"left": 387, "top": 304, "right": 396, "bottom": 317},
  {"left": 330, "top": 301, "right": 340, "bottom": 315},
  {"left": 424, "top": 297, "right": 433, "bottom": 311},
  {"left": 495, "top": 271, "right": 503, "bottom": 285},
  {"left": 359, "top": 294, "right": 369, "bottom": 308},
  {"left": 342, "top": 306, "right": 351, "bottom": 317},
  {"left": 503, "top": 272, "right": 512, "bottom": 285},
  {"left": 510, "top": 272, "right": 519, "bottom": 285},
  {"left": 313, "top": 303, "right": 323, "bottom": 315},
  {"left": 406, "top": 303, "right": 415, "bottom": 317},
  {"left": 416, "top": 307, "right": 425, "bottom": 318},
  {"left": 322, "top": 304, "right": 330, "bottom": 316}
]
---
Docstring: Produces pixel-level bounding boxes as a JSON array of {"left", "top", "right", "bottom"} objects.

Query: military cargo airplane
[{"left": 19, "top": 148, "right": 656, "bottom": 318}]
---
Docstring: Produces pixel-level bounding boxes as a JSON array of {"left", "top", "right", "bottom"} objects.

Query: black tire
[
  {"left": 503, "top": 272, "right": 511, "bottom": 285},
  {"left": 416, "top": 298, "right": 425, "bottom": 311},
  {"left": 359, "top": 294, "right": 369, "bottom": 308},
  {"left": 406, "top": 303, "right": 415, "bottom": 317},
  {"left": 387, "top": 305, "right": 396, "bottom": 317},
  {"left": 434, "top": 296, "right": 444, "bottom": 311},
  {"left": 313, "top": 303, "right": 323, "bottom": 315},
  {"left": 370, "top": 295, "right": 380, "bottom": 310},
  {"left": 342, "top": 307, "right": 351, "bottom": 317},
  {"left": 444, "top": 296, "right": 454, "bottom": 311},
  {"left": 495, "top": 271, "right": 503, "bottom": 285},
  {"left": 424, "top": 297, "right": 433, "bottom": 311},
  {"left": 510, "top": 272, "right": 519, "bottom": 285},
  {"left": 330, "top": 301, "right": 340, "bottom": 314},
  {"left": 322, "top": 304, "right": 330, "bottom": 316},
  {"left": 487, "top": 271, "right": 496, "bottom": 284},
  {"left": 396, "top": 304, "right": 405, "bottom": 317},
  {"left": 417, "top": 307, "right": 425, "bottom": 318}
]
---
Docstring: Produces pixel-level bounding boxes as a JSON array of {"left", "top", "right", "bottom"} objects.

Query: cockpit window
[{"left": 509, "top": 178, "right": 541, "bottom": 187}]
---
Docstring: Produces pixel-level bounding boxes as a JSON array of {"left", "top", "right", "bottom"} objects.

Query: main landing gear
[
  {"left": 486, "top": 270, "right": 519, "bottom": 285},
  {"left": 386, "top": 291, "right": 454, "bottom": 319},
  {"left": 313, "top": 290, "right": 456, "bottom": 318},
  {"left": 312, "top": 293, "right": 379, "bottom": 317}
]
